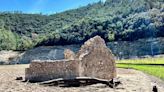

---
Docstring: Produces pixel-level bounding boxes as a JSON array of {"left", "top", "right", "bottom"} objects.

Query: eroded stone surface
[
  {"left": 77, "top": 36, "right": 116, "bottom": 80},
  {"left": 25, "top": 60, "right": 79, "bottom": 82}
]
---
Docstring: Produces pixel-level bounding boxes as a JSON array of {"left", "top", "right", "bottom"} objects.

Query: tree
[{"left": 108, "top": 31, "right": 115, "bottom": 41}]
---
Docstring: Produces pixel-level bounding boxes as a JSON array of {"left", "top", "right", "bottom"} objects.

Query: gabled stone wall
[{"left": 77, "top": 36, "right": 116, "bottom": 80}]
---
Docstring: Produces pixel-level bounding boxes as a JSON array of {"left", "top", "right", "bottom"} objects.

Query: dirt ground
[
  {"left": 0, "top": 64, "right": 164, "bottom": 92},
  {"left": 0, "top": 51, "right": 21, "bottom": 64}
]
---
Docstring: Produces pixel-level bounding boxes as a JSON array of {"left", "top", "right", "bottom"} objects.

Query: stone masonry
[
  {"left": 25, "top": 60, "right": 79, "bottom": 82},
  {"left": 25, "top": 36, "right": 116, "bottom": 82},
  {"left": 76, "top": 36, "right": 116, "bottom": 80}
]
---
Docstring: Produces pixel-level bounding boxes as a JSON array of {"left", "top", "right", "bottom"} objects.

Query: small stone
[
  {"left": 16, "top": 77, "right": 23, "bottom": 80},
  {"left": 89, "top": 83, "right": 107, "bottom": 88}
]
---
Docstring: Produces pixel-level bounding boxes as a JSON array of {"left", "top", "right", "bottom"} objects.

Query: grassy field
[
  {"left": 116, "top": 57, "right": 164, "bottom": 64},
  {"left": 116, "top": 57, "right": 164, "bottom": 80}
]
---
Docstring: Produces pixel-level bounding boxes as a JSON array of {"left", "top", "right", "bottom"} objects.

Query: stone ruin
[{"left": 25, "top": 36, "right": 116, "bottom": 83}]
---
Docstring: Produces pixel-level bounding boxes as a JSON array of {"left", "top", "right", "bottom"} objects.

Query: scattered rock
[{"left": 16, "top": 77, "right": 23, "bottom": 80}]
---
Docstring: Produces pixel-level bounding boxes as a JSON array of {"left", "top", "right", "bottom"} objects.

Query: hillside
[{"left": 0, "top": 0, "right": 163, "bottom": 50}]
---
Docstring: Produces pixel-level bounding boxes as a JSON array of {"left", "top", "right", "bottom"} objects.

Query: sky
[{"left": 0, "top": 0, "right": 106, "bottom": 14}]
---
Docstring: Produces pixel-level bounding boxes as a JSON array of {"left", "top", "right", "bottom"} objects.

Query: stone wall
[
  {"left": 25, "top": 60, "right": 79, "bottom": 82},
  {"left": 77, "top": 36, "right": 116, "bottom": 80}
]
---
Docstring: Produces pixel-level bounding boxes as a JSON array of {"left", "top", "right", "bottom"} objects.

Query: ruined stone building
[{"left": 25, "top": 36, "right": 116, "bottom": 82}]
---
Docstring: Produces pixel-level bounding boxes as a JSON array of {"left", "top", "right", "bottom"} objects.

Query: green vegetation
[
  {"left": 117, "top": 57, "right": 164, "bottom": 64},
  {"left": 0, "top": 0, "right": 163, "bottom": 50},
  {"left": 117, "top": 57, "right": 164, "bottom": 80},
  {"left": 0, "top": 19, "right": 34, "bottom": 50},
  {"left": 0, "top": 28, "right": 17, "bottom": 50}
]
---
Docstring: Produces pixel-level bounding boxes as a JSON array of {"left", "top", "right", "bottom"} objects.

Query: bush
[{"left": 0, "top": 28, "right": 17, "bottom": 50}]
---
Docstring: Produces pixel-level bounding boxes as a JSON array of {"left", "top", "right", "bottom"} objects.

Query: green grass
[
  {"left": 116, "top": 57, "right": 164, "bottom": 80},
  {"left": 116, "top": 57, "right": 164, "bottom": 64}
]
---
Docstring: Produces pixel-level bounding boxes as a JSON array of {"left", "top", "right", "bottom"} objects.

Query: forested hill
[{"left": 0, "top": 0, "right": 163, "bottom": 51}]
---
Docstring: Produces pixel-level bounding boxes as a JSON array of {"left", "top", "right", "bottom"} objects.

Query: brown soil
[{"left": 0, "top": 64, "right": 163, "bottom": 92}]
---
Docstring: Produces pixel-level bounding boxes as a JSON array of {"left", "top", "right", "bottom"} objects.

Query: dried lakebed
[{"left": 0, "top": 64, "right": 164, "bottom": 92}]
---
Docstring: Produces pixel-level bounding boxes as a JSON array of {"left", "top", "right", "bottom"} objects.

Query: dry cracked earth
[{"left": 0, "top": 64, "right": 164, "bottom": 92}]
